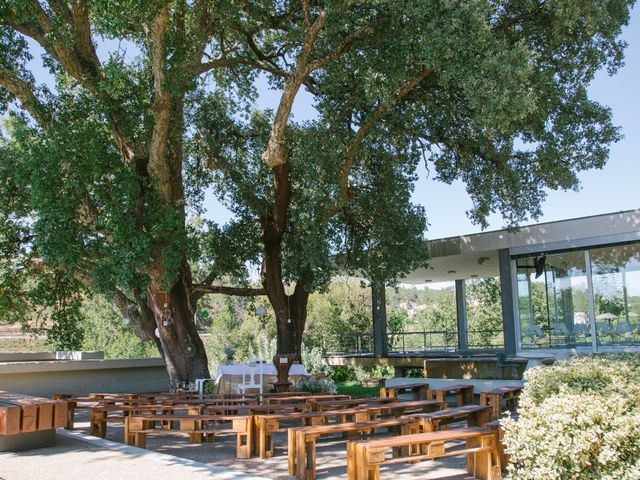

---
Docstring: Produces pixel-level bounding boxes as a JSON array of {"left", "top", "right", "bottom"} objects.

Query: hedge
[{"left": 502, "top": 353, "right": 640, "bottom": 480}]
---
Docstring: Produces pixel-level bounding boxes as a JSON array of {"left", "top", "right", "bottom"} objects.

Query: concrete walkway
[{"left": 0, "top": 430, "right": 268, "bottom": 480}]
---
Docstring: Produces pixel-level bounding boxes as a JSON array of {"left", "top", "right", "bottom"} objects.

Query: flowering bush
[
  {"left": 503, "top": 353, "right": 640, "bottom": 479},
  {"left": 301, "top": 343, "right": 333, "bottom": 378},
  {"left": 294, "top": 378, "right": 338, "bottom": 394}
]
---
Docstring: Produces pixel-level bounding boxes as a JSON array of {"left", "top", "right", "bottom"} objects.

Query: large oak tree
[{"left": 0, "top": 0, "right": 632, "bottom": 388}]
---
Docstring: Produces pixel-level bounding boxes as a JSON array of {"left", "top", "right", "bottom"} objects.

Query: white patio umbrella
[{"left": 596, "top": 312, "right": 619, "bottom": 320}]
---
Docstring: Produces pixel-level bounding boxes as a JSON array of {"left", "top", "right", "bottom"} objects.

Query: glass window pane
[
  {"left": 516, "top": 251, "right": 590, "bottom": 350},
  {"left": 589, "top": 243, "right": 640, "bottom": 348}
]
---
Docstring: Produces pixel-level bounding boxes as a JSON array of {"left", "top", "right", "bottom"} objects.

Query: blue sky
[{"left": 18, "top": 8, "right": 640, "bottom": 240}]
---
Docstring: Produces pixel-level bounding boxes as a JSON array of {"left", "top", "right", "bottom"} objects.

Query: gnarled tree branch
[
  {"left": 326, "top": 67, "right": 434, "bottom": 219},
  {"left": 0, "top": 68, "right": 50, "bottom": 127},
  {"left": 4, "top": 0, "right": 134, "bottom": 161},
  {"left": 307, "top": 23, "right": 379, "bottom": 72},
  {"left": 261, "top": 8, "right": 326, "bottom": 169},
  {"left": 193, "top": 284, "right": 267, "bottom": 296}
]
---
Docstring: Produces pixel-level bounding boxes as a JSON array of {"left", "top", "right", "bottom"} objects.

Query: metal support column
[
  {"left": 585, "top": 250, "right": 598, "bottom": 353},
  {"left": 455, "top": 279, "right": 469, "bottom": 351},
  {"left": 371, "top": 282, "right": 388, "bottom": 358},
  {"left": 499, "top": 249, "right": 518, "bottom": 356}
]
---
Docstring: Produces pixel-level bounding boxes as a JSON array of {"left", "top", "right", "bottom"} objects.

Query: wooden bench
[
  {"left": 90, "top": 404, "right": 210, "bottom": 438},
  {"left": 347, "top": 427, "right": 501, "bottom": 480},
  {"left": 312, "top": 397, "right": 397, "bottom": 412},
  {"left": 0, "top": 391, "right": 67, "bottom": 435},
  {"left": 0, "top": 391, "right": 68, "bottom": 451},
  {"left": 264, "top": 394, "right": 351, "bottom": 405},
  {"left": 90, "top": 400, "right": 303, "bottom": 438},
  {"left": 380, "top": 383, "right": 429, "bottom": 401},
  {"left": 54, "top": 392, "right": 261, "bottom": 429},
  {"left": 124, "top": 414, "right": 252, "bottom": 458},
  {"left": 480, "top": 386, "right": 522, "bottom": 420},
  {"left": 289, "top": 417, "right": 422, "bottom": 480},
  {"left": 253, "top": 399, "right": 446, "bottom": 459},
  {"left": 426, "top": 384, "right": 474, "bottom": 406},
  {"left": 410, "top": 404, "right": 493, "bottom": 432}
]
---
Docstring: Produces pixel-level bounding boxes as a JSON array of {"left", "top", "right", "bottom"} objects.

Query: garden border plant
[{"left": 502, "top": 353, "right": 640, "bottom": 479}]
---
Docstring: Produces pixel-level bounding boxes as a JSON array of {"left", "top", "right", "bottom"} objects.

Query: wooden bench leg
[
  {"left": 288, "top": 429, "right": 297, "bottom": 476},
  {"left": 304, "top": 438, "right": 317, "bottom": 480},
  {"left": 346, "top": 442, "right": 357, "bottom": 480},
  {"left": 354, "top": 445, "right": 379, "bottom": 480},
  {"left": 134, "top": 432, "right": 147, "bottom": 449},
  {"left": 258, "top": 419, "right": 275, "bottom": 459},
  {"left": 124, "top": 417, "right": 130, "bottom": 444},
  {"left": 236, "top": 431, "right": 250, "bottom": 459},
  {"left": 235, "top": 418, "right": 251, "bottom": 459},
  {"left": 249, "top": 417, "right": 258, "bottom": 456},
  {"left": 66, "top": 405, "right": 75, "bottom": 429},
  {"left": 90, "top": 410, "right": 107, "bottom": 438},
  {"left": 125, "top": 418, "right": 143, "bottom": 445},
  {"left": 478, "top": 435, "right": 502, "bottom": 479}
]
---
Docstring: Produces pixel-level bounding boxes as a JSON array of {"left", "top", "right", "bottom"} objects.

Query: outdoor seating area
[
  {"left": 1, "top": 1, "right": 638, "bottom": 479},
  {"left": 33, "top": 381, "right": 523, "bottom": 479}
]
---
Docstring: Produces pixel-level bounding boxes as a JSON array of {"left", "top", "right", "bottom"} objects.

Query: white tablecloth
[{"left": 214, "top": 363, "right": 311, "bottom": 393}]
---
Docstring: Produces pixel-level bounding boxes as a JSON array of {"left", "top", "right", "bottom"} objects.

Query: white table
[{"left": 214, "top": 363, "right": 310, "bottom": 394}]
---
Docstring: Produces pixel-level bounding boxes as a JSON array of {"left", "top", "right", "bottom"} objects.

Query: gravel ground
[{"left": 0, "top": 413, "right": 476, "bottom": 480}]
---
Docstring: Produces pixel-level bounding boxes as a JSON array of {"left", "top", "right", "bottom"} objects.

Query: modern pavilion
[{"left": 356, "top": 208, "right": 640, "bottom": 361}]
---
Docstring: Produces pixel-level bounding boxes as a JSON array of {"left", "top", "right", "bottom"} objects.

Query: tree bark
[
  {"left": 147, "top": 266, "right": 210, "bottom": 391},
  {"left": 260, "top": 160, "right": 307, "bottom": 356}
]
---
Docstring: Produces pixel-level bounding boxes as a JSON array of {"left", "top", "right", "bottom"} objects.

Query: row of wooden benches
[
  {"left": 382, "top": 382, "right": 522, "bottom": 419},
  {"left": 50, "top": 385, "right": 518, "bottom": 479},
  {"left": 121, "top": 402, "right": 500, "bottom": 479}
]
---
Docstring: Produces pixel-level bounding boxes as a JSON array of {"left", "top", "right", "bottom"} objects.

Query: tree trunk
[
  {"left": 273, "top": 284, "right": 309, "bottom": 357},
  {"left": 147, "top": 267, "right": 210, "bottom": 391},
  {"left": 262, "top": 234, "right": 309, "bottom": 357},
  {"left": 259, "top": 161, "right": 312, "bottom": 358}
]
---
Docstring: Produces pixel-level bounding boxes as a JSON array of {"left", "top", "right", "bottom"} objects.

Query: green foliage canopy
[{"left": 0, "top": 0, "right": 634, "bottom": 356}]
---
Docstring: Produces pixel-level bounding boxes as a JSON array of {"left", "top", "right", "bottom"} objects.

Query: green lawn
[{"left": 336, "top": 381, "right": 381, "bottom": 398}]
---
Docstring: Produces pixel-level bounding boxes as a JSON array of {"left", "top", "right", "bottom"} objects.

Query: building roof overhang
[{"left": 401, "top": 208, "right": 640, "bottom": 284}]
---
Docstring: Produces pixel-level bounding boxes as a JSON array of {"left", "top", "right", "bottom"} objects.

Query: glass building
[
  {"left": 372, "top": 209, "right": 640, "bottom": 357},
  {"left": 516, "top": 242, "right": 640, "bottom": 352}
]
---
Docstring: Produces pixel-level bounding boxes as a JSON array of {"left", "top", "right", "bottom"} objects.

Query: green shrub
[
  {"left": 331, "top": 365, "right": 356, "bottom": 382},
  {"left": 503, "top": 353, "right": 640, "bottom": 479},
  {"left": 294, "top": 378, "right": 337, "bottom": 394},
  {"left": 81, "top": 296, "right": 157, "bottom": 358},
  {"left": 301, "top": 344, "right": 333, "bottom": 377}
]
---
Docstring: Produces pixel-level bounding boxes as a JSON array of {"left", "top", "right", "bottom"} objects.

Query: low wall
[
  {"left": 326, "top": 355, "right": 529, "bottom": 380},
  {"left": 0, "top": 358, "right": 169, "bottom": 396},
  {"left": 0, "top": 351, "right": 104, "bottom": 362}
]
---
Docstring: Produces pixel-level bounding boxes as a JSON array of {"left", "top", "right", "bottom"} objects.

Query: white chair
[
  {"left": 195, "top": 378, "right": 212, "bottom": 395},
  {"left": 525, "top": 324, "right": 545, "bottom": 346},
  {"left": 237, "top": 360, "right": 264, "bottom": 395},
  {"left": 615, "top": 321, "right": 633, "bottom": 336}
]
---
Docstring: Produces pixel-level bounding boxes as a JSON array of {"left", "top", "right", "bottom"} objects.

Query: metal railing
[
  {"left": 387, "top": 331, "right": 457, "bottom": 353},
  {"left": 325, "top": 329, "right": 505, "bottom": 355},
  {"left": 467, "top": 329, "right": 505, "bottom": 349},
  {"left": 324, "top": 332, "right": 374, "bottom": 356}
]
